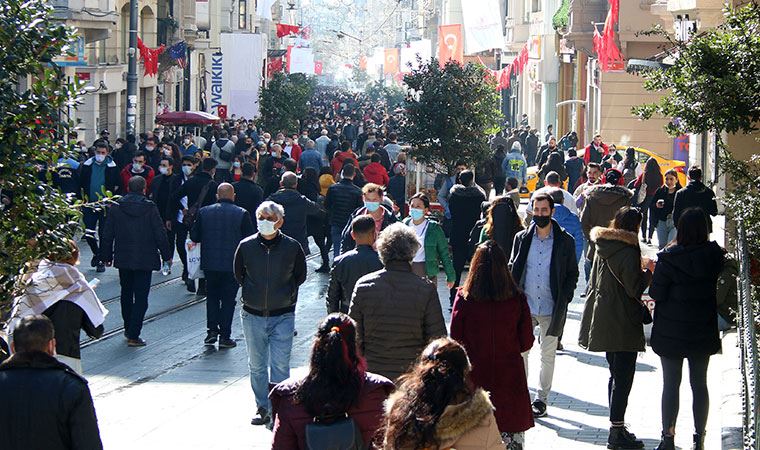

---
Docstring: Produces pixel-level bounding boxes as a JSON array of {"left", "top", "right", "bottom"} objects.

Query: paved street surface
[{"left": 77, "top": 216, "right": 733, "bottom": 449}]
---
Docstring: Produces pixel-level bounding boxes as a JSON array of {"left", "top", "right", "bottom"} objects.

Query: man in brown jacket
[
  {"left": 349, "top": 223, "right": 447, "bottom": 381},
  {"left": 580, "top": 169, "right": 632, "bottom": 282}
]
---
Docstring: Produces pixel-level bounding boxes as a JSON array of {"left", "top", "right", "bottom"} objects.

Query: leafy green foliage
[
  {"left": 632, "top": 2, "right": 760, "bottom": 136},
  {"left": 365, "top": 81, "right": 406, "bottom": 108},
  {"left": 0, "top": 0, "right": 117, "bottom": 322},
  {"left": 257, "top": 73, "right": 317, "bottom": 134},
  {"left": 351, "top": 66, "right": 369, "bottom": 87},
  {"left": 401, "top": 59, "right": 502, "bottom": 174}
]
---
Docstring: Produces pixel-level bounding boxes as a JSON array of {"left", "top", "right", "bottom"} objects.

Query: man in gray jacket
[
  {"left": 233, "top": 201, "right": 306, "bottom": 427},
  {"left": 211, "top": 130, "right": 235, "bottom": 182}
]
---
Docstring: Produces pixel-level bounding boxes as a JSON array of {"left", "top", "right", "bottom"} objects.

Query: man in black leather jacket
[
  {"left": 233, "top": 200, "right": 306, "bottom": 427},
  {"left": 0, "top": 315, "right": 103, "bottom": 450}
]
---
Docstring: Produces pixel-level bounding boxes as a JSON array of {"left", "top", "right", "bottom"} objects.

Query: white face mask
[
  {"left": 159, "top": 166, "right": 169, "bottom": 175},
  {"left": 182, "top": 166, "right": 193, "bottom": 176},
  {"left": 184, "top": 139, "right": 191, "bottom": 145},
  {"left": 115, "top": 143, "right": 123, "bottom": 149},
  {"left": 132, "top": 162, "right": 143, "bottom": 171},
  {"left": 145, "top": 146, "right": 155, "bottom": 152},
  {"left": 257, "top": 218, "right": 277, "bottom": 236},
  {"left": 233, "top": 161, "right": 241, "bottom": 168},
  {"left": 95, "top": 154, "right": 106, "bottom": 163}
]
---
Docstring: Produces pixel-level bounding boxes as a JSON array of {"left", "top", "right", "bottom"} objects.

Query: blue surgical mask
[
  {"left": 409, "top": 208, "right": 425, "bottom": 221},
  {"left": 257, "top": 219, "right": 277, "bottom": 235},
  {"left": 364, "top": 201, "right": 380, "bottom": 213}
]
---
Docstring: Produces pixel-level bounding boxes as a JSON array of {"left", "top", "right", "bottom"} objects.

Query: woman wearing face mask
[
  {"left": 403, "top": 192, "right": 455, "bottom": 288},
  {"left": 339, "top": 183, "right": 397, "bottom": 254},
  {"left": 164, "top": 143, "right": 182, "bottom": 169},
  {"left": 230, "top": 156, "right": 244, "bottom": 182}
]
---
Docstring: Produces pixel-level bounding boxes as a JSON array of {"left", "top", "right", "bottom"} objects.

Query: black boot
[
  {"left": 692, "top": 433, "right": 704, "bottom": 450},
  {"left": 654, "top": 434, "right": 674, "bottom": 450},
  {"left": 607, "top": 426, "right": 644, "bottom": 449}
]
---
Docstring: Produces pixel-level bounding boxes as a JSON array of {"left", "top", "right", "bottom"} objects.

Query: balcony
[
  {"left": 666, "top": 0, "right": 724, "bottom": 29},
  {"left": 564, "top": 0, "right": 607, "bottom": 55},
  {"left": 505, "top": 16, "right": 530, "bottom": 50},
  {"left": 52, "top": 0, "right": 116, "bottom": 43}
]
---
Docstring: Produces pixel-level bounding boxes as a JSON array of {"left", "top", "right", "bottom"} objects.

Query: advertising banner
[
  {"left": 461, "top": 0, "right": 504, "bottom": 54},
  {"left": 208, "top": 33, "right": 265, "bottom": 119}
]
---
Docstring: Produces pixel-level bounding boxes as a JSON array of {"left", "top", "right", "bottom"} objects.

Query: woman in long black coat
[{"left": 649, "top": 207, "right": 725, "bottom": 450}]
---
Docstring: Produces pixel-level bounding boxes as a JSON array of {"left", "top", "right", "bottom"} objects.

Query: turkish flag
[
  {"left": 314, "top": 61, "right": 323, "bottom": 75},
  {"left": 438, "top": 24, "right": 463, "bottom": 66},
  {"left": 276, "top": 23, "right": 301, "bottom": 38},
  {"left": 267, "top": 57, "right": 283, "bottom": 78},
  {"left": 384, "top": 48, "right": 400, "bottom": 74}
]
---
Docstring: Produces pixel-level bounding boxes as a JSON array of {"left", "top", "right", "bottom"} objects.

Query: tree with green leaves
[
  {"left": 0, "top": 0, "right": 107, "bottom": 321},
  {"left": 401, "top": 59, "right": 502, "bottom": 174},
  {"left": 365, "top": 81, "right": 406, "bottom": 108},
  {"left": 257, "top": 72, "right": 317, "bottom": 134}
]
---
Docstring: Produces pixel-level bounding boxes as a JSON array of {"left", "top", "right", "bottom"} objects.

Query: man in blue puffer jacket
[{"left": 548, "top": 188, "right": 584, "bottom": 263}]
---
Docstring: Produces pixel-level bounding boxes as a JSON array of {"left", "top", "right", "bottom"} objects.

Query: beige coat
[{"left": 385, "top": 388, "right": 504, "bottom": 449}]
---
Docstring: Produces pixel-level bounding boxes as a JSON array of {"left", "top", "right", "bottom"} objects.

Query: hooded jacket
[
  {"left": 100, "top": 193, "right": 172, "bottom": 271},
  {"left": 650, "top": 241, "right": 725, "bottom": 358},
  {"left": 578, "top": 227, "right": 651, "bottom": 353},
  {"left": 580, "top": 184, "right": 632, "bottom": 260},
  {"left": 502, "top": 146, "right": 528, "bottom": 184},
  {"left": 384, "top": 388, "right": 504, "bottom": 449}
]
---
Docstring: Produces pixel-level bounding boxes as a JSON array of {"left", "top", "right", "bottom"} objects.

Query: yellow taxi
[{"left": 521, "top": 146, "right": 687, "bottom": 198}]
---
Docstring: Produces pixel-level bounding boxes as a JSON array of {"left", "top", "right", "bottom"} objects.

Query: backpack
[
  {"left": 215, "top": 139, "right": 233, "bottom": 162},
  {"left": 622, "top": 162, "right": 638, "bottom": 187},
  {"left": 304, "top": 414, "right": 365, "bottom": 450}
]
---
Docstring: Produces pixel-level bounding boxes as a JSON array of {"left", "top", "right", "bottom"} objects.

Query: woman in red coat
[
  {"left": 269, "top": 313, "right": 395, "bottom": 449},
  {"left": 451, "top": 240, "right": 535, "bottom": 449}
]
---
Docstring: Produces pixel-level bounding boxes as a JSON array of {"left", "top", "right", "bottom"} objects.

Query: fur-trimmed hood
[
  {"left": 591, "top": 226, "right": 640, "bottom": 259},
  {"left": 385, "top": 388, "right": 495, "bottom": 446}
]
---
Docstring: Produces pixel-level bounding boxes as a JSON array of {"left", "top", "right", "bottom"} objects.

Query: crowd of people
[{"left": 0, "top": 87, "right": 735, "bottom": 450}]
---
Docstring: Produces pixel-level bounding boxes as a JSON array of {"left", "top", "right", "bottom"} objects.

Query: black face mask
[{"left": 532, "top": 215, "right": 551, "bottom": 228}]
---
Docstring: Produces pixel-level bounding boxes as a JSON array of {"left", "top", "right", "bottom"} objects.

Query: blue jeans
[
  {"left": 583, "top": 239, "right": 592, "bottom": 283},
  {"left": 656, "top": 218, "right": 676, "bottom": 250},
  {"left": 204, "top": 271, "right": 238, "bottom": 339},
  {"left": 331, "top": 224, "right": 344, "bottom": 258},
  {"left": 240, "top": 310, "right": 295, "bottom": 412},
  {"left": 118, "top": 269, "right": 152, "bottom": 339}
]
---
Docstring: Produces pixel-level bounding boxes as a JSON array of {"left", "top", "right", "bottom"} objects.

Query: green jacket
[{"left": 403, "top": 218, "right": 456, "bottom": 282}]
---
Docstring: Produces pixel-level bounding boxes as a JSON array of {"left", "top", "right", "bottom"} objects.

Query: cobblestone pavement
[{"left": 78, "top": 215, "right": 732, "bottom": 449}]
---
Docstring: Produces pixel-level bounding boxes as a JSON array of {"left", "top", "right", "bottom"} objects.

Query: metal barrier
[{"left": 737, "top": 220, "right": 759, "bottom": 449}]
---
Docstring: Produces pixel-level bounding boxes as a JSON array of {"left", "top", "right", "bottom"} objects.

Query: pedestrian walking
[
  {"left": 0, "top": 315, "right": 103, "bottom": 450},
  {"left": 363, "top": 153, "right": 390, "bottom": 186},
  {"left": 10, "top": 240, "right": 106, "bottom": 374},
  {"left": 578, "top": 207, "right": 653, "bottom": 450},
  {"left": 649, "top": 208, "right": 726, "bottom": 450},
  {"left": 583, "top": 134, "right": 610, "bottom": 165},
  {"left": 119, "top": 151, "right": 155, "bottom": 192},
  {"left": 327, "top": 216, "right": 383, "bottom": 314},
  {"left": 632, "top": 157, "right": 664, "bottom": 244},
  {"left": 503, "top": 142, "right": 528, "bottom": 188},
  {"left": 298, "top": 139, "right": 325, "bottom": 174},
  {"left": 403, "top": 193, "right": 455, "bottom": 286},
  {"left": 564, "top": 148, "right": 585, "bottom": 192},
  {"left": 493, "top": 145, "right": 508, "bottom": 196},
  {"left": 547, "top": 189, "right": 584, "bottom": 263},
  {"left": 448, "top": 170, "right": 487, "bottom": 305},
  {"left": 190, "top": 183, "right": 254, "bottom": 348},
  {"left": 166, "top": 156, "right": 198, "bottom": 292},
  {"left": 383, "top": 337, "right": 504, "bottom": 449},
  {"left": 211, "top": 130, "right": 235, "bottom": 182},
  {"left": 234, "top": 201, "right": 307, "bottom": 427},
  {"left": 451, "top": 241, "right": 534, "bottom": 449},
  {"left": 509, "top": 193, "right": 579, "bottom": 418},
  {"left": 651, "top": 169, "right": 682, "bottom": 249},
  {"left": 268, "top": 171, "right": 324, "bottom": 256},
  {"left": 538, "top": 152, "right": 568, "bottom": 185},
  {"left": 150, "top": 157, "right": 178, "bottom": 271},
  {"left": 297, "top": 167, "right": 331, "bottom": 272},
  {"left": 349, "top": 223, "right": 446, "bottom": 381},
  {"left": 618, "top": 147, "right": 643, "bottom": 187},
  {"left": 339, "top": 182, "right": 397, "bottom": 254},
  {"left": 386, "top": 163, "right": 406, "bottom": 212},
  {"left": 232, "top": 162, "right": 264, "bottom": 231},
  {"left": 100, "top": 176, "right": 172, "bottom": 347},
  {"left": 672, "top": 166, "right": 718, "bottom": 234},
  {"left": 269, "top": 313, "right": 394, "bottom": 449},
  {"left": 477, "top": 195, "right": 523, "bottom": 257},
  {"left": 325, "top": 164, "right": 363, "bottom": 258}
]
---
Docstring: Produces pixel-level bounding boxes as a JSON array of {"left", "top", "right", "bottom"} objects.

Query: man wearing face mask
[
  {"left": 181, "top": 134, "right": 198, "bottom": 156},
  {"left": 150, "top": 158, "right": 179, "bottom": 273},
  {"left": 166, "top": 156, "right": 198, "bottom": 291},
  {"left": 191, "top": 183, "right": 254, "bottom": 348},
  {"left": 339, "top": 183, "right": 397, "bottom": 254},
  {"left": 508, "top": 193, "right": 579, "bottom": 419},
  {"left": 112, "top": 137, "right": 134, "bottom": 170},
  {"left": 79, "top": 142, "right": 120, "bottom": 273},
  {"left": 120, "top": 152, "right": 155, "bottom": 193},
  {"left": 142, "top": 137, "right": 162, "bottom": 170},
  {"left": 234, "top": 201, "right": 307, "bottom": 427}
]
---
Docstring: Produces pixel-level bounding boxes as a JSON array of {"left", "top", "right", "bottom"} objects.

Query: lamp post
[{"left": 126, "top": 0, "right": 138, "bottom": 136}]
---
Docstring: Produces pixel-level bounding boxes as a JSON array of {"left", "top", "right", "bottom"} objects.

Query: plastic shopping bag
[{"left": 186, "top": 240, "right": 204, "bottom": 280}]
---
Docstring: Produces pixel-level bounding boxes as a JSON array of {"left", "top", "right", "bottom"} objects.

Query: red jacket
[
  {"left": 285, "top": 144, "right": 302, "bottom": 162},
  {"left": 363, "top": 162, "right": 390, "bottom": 186},
  {"left": 331, "top": 150, "right": 358, "bottom": 178},
  {"left": 120, "top": 165, "right": 155, "bottom": 193},
  {"left": 583, "top": 142, "right": 610, "bottom": 164},
  {"left": 450, "top": 290, "right": 535, "bottom": 433},
  {"left": 270, "top": 372, "right": 394, "bottom": 449}
]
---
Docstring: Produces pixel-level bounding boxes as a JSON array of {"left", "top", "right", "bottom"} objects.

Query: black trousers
[
  {"left": 119, "top": 269, "right": 152, "bottom": 340},
  {"left": 606, "top": 351, "right": 638, "bottom": 422},
  {"left": 172, "top": 221, "right": 189, "bottom": 278},
  {"left": 204, "top": 270, "right": 238, "bottom": 339},
  {"left": 449, "top": 243, "right": 469, "bottom": 304},
  {"left": 493, "top": 176, "right": 507, "bottom": 196},
  {"left": 661, "top": 355, "right": 710, "bottom": 435}
]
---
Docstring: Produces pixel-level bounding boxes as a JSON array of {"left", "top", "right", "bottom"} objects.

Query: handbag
[
  {"left": 304, "top": 413, "right": 365, "bottom": 450},
  {"left": 603, "top": 258, "right": 653, "bottom": 325},
  {"left": 635, "top": 181, "right": 648, "bottom": 206},
  {"left": 186, "top": 240, "right": 203, "bottom": 280},
  {"left": 182, "top": 181, "right": 213, "bottom": 228}
]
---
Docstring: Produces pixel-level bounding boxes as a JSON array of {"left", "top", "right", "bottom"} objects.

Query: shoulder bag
[
  {"left": 602, "top": 258, "right": 653, "bottom": 324},
  {"left": 182, "top": 180, "right": 213, "bottom": 228}
]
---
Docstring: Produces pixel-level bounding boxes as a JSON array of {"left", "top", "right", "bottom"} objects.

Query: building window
[
  {"left": 532, "top": 0, "right": 541, "bottom": 12},
  {"left": 239, "top": 0, "right": 247, "bottom": 30}
]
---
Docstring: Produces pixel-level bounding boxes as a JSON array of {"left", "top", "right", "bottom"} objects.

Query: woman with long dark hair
[
  {"left": 632, "top": 157, "right": 663, "bottom": 244},
  {"left": 270, "top": 313, "right": 394, "bottom": 449},
  {"left": 618, "top": 147, "right": 642, "bottom": 187},
  {"left": 579, "top": 207, "right": 654, "bottom": 449},
  {"left": 451, "top": 241, "right": 534, "bottom": 449},
  {"left": 651, "top": 169, "right": 682, "bottom": 249},
  {"left": 478, "top": 196, "right": 523, "bottom": 256},
  {"left": 649, "top": 208, "right": 725, "bottom": 450},
  {"left": 383, "top": 337, "right": 504, "bottom": 449},
  {"left": 538, "top": 152, "right": 568, "bottom": 185}
]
